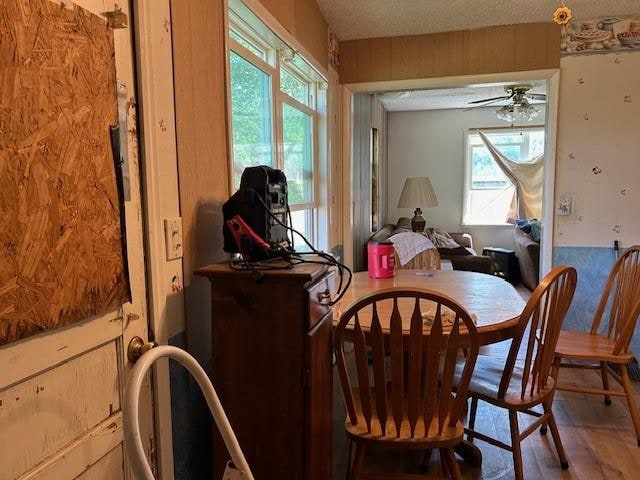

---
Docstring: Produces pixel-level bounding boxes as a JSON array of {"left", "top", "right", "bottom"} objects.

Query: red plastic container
[{"left": 367, "top": 241, "right": 396, "bottom": 279}]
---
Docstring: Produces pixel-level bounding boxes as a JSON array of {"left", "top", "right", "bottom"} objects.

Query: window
[
  {"left": 463, "top": 129, "right": 544, "bottom": 225},
  {"left": 227, "top": 10, "right": 326, "bottom": 250},
  {"left": 229, "top": 51, "right": 274, "bottom": 189}
]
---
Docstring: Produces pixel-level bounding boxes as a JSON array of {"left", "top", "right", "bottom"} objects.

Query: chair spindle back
[
  {"left": 590, "top": 246, "right": 640, "bottom": 355},
  {"left": 335, "top": 288, "right": 479, "bottom": 439},
  {"left": 393, "top": 250, "right": 441, "bottom": 271},
  {"left": 499, "top": 265, "right": 577, "bottom": 400}
]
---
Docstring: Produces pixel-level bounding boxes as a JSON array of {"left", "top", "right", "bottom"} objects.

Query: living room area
[{"left": 351, "top": 81, "right": 548, "bottom": 292}]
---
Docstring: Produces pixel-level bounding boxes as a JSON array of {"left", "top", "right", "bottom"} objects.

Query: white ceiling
[
  {"left": 317, "top": 0, "right": 640, "bottom": 40},
  {"left": 379, "top": 81, "right": 547, "bottom": 111}
]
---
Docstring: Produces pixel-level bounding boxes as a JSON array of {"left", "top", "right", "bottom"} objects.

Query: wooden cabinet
[{"left": 195, "top": 262, "right": 334, "bottom": 479}]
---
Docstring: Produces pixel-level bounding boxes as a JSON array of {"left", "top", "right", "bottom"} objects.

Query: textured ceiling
[
  {"left": 379, "top": 81, "right": 547, "bottom": 111},
  {"left": 317, "top": 0, "right": 640, "bottom": 40}
]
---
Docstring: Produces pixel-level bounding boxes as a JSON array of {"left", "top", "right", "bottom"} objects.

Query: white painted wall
[
  {"left": 554, "top": 51, "right": 640, "bottom": 248},
  {"left": 386, "top": 106, "right": 546, "bottom": 253}
]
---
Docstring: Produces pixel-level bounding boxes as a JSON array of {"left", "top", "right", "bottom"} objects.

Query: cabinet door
[{"left": 305, "top": 312, "right": 334, "bottom": 480}]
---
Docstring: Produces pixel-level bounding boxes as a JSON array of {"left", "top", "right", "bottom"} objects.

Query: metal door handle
[{"left": 128, "top": 336, "right": 158, "bottom": 363}]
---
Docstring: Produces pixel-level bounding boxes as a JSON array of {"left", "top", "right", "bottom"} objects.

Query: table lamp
[{"left": 397, "top": 177, "right": 438, "bottom": 232}]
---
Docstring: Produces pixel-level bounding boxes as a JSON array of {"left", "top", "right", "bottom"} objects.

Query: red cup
[{"left": 367, "top": 241, "right": 395, "bottom": 279}]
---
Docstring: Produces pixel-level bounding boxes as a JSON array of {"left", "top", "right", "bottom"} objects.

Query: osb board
[{"left": 0, "top": 0, "right": 130, "bottom": 345}]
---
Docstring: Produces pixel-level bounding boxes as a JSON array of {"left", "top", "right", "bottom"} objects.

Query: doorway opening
[{"left": 343, "top": 69, "right": 560, "bottom": 291}]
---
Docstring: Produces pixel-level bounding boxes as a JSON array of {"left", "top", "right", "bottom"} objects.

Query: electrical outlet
[
  {"left": 557, "top": 195, "right": 572, "bottom": 216},
  {"left": 164, "top": 217, "right": 183, "bottom": 261}
]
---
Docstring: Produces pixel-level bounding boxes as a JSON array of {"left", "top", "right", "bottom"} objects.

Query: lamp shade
[{"left": 397, "top": 177, "right": 438, "bottom": 209}]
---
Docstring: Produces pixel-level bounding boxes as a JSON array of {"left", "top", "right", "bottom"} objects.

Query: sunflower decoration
[{"left": 553, "top": 2, "right": 573, "bottom": 25}]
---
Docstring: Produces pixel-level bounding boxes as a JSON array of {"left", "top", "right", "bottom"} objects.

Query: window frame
[
  {"left": 462, "top": 128, "right": 544, "bottom": 227},
  {"left": 226, "top": 20, "right": 323, "bottom": 247}
]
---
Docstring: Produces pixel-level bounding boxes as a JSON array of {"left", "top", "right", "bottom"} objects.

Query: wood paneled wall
[
  {"left": 257, "top": 0, "right": 329, "bottom": 69},
  {"left": 339, "top": 23, "right": 560, "bottom": 84},
  {"left": 171, "top": 0, "right": 229, "bottom": 283},
  {"left": 170, "top": 0, "right": 229, "bottom": 378}
]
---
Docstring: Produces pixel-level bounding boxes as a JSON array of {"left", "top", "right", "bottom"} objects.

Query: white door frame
[
  {"left": 133, "top": 1, "right": 185, "bottom": 478},
  {"left": 342, "top": 68, "right": 561, "bottom": 276}
]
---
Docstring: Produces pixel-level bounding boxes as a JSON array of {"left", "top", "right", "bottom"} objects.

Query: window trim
[
  {"left": 226, "top": 20, "right": 325, "bottom": 247},
  {"left": 462, "top": 128, "right": 544, "bottom": 227}
]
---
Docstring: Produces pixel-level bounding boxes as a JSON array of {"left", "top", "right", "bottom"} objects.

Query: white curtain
[{"left": 478, "top": 131, "right": 543, "bottom": 221}]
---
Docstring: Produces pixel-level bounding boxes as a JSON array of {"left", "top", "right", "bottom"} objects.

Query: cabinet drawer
[{"left": 307, "top": 271, "right": 335, "bottom": 330}]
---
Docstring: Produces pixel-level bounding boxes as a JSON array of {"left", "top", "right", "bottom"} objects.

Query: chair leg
[
  {"left": 345, "top": 440, "right": 353, "bottom": 480},
  {"left": 420, "top": 448, "right": 433, "bottom": 473},
  {"left": 467, "top": 396, "right": 479, "bottom": 442},
  {"left": 543, "top": 399, "right": 569, "bottom": 469},
  {"left": 349, "top": 443, "right": 366, "bottom": 480},
  {"left": 542, "top": 356, "right": 561, "bottom": 435},
  {"left": 600, "top": 361, "right": 612, "bottom": 405},
  {"left": 439, "top": 448, "right": 449, "bottom": 477},
  {"left": 620, "top": 364, "right": 640, "bottom": 447},
  {"left": 509, "top": 410, "right": 524, "bottom": 480},
  {"left": 442, "top": 447, "right": 462, "bottom": 480}
]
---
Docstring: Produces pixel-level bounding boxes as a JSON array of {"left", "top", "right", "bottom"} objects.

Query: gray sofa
[
  {"left": 368, "top": 218, "right": 493, "bottom": 274},
  {"left": 514, "top": 227, "right": 540, "bottom": 290}
]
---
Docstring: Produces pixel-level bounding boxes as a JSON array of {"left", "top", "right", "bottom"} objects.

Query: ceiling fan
[
  {"left": 467, "top": 84, "right": 546, "bottom": 122},
  {"left": 467, "top": 84, "right": 546, "bottom": 108}
]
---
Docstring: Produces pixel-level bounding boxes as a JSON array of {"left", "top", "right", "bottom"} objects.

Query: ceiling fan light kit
[
  {"left": 496, "top": 105, "right": 516, "bottom": 123},
  {"left": 468, "top": 84, "right": 545, "bottom": 123}
]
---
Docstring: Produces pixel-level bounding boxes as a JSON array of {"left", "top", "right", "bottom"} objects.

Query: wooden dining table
[
  {"left": 333, "top": 269, "right": 527, "bottom": 467},
  {"left": 335, "top": 269, "right": 526, "bottom": 346}
]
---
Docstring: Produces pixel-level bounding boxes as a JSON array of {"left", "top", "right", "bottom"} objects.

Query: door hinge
[
  {"left": 103, "top": 5, "right": 128, "bottom": 29},
  {"left": 302, "top": 368, "right": 310, "bottom": 389}
]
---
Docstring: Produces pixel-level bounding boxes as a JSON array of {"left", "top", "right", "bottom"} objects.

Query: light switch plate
[{"left": 164, "top": 217, "right": 183, "bottom": 260}]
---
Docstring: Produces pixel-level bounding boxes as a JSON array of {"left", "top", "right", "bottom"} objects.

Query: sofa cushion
[{"left": 437, "top": 246, "right": 472, "bottom": 257}]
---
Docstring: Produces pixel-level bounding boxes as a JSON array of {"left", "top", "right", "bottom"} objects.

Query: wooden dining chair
[
  {"left": 460, "top": 265, "right": 577, "bottom": 480},
  {"left": 551, "top": 246, "right": 640, "bottom": 445},
  {"left": 334, "top": 287, "right": 479, "bottom": 479},
  {"left": 394, "top": 249, "right": 441, "bottom": 271}
]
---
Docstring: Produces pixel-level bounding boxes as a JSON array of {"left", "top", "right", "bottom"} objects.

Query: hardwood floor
[{"left": 333, "top": 354, "right": 640, "bottom": 479}]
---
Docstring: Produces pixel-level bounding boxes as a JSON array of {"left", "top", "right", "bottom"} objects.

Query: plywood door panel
[
  {"left": 0, "top": 0, "right": 155, "bottom": 478},
  {"left": 0, "top": 0, "right": 129, "bottom": 346}
]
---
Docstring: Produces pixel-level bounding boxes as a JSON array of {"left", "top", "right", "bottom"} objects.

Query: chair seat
[
  {"left": 456, "top": 356, "right": 554, "bottom": 408},
  {"left": 345, "top": 388, "right": 464, "bottom": 449},
  {"left": 555, "top": 330, "right": 633, "bottom": 363}
]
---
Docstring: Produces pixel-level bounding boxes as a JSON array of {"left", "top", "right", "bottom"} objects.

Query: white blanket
[{"left": 388, "top": 232, "right": 435, "bottom": 266}]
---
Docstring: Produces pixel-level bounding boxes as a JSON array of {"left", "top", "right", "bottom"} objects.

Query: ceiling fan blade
[
  {"left": 467, "top": 95, "right": 511, "bottom": 105},
  {"left": 465, "top": 97, "right": 512, "bottom": 110},
  {"left": 525, "top": 92, "right": 546, "bottom": 101}
]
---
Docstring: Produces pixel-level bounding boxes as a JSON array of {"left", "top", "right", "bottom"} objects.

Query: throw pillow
[{"left": 424, "top": 228, "right": 460, "bottom": 249}]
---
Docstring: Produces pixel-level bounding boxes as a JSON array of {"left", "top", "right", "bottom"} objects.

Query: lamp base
[{"left": 411, "top": 208, "right": 426, "bottom": 233}]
